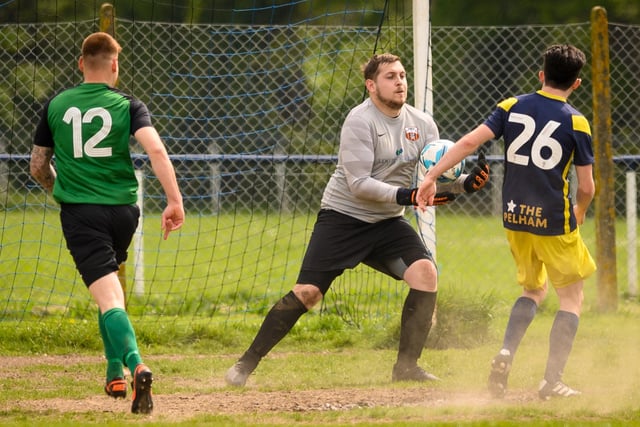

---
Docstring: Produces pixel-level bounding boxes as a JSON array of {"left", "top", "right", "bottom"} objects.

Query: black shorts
[
  {"left": 60, "top": 203, "right": 140, "bottom": 287},
  {"left": 296, "top": 209, "right": 434, "bottom": 294}
]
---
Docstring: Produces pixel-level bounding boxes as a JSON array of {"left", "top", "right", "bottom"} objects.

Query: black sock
[
  {"left": 396, "top": 289, "right": 437, "bottom": 368},
  {"left": 502, "top": 296, "right": 537, "bottom": 356},
  {"left": 544, "top": 310, "right": 579, "bottom": 384},
  {"left": 240, "top": 291, "right": 308, "bottom": 368}
]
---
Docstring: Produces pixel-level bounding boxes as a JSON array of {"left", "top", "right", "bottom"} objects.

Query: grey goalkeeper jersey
[{"left": 321, "top": 98, "right": 451, "bottom": 223}]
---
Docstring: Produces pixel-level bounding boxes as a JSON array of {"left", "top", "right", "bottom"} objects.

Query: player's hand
[
  {"left": 161, "top": 202, "right": 185, "bottom": 240},
  {"left": 433, "top": 192, "right": 456, "bottom": 206},
  {"left": 463, "top": 152, "right": 490, "bottom": 193},
  {"left": 573, "top": 204, "right": 586, "bottom": 225},
  {"left": 416, "top": 175, "right": 438, "bottom": 210}
]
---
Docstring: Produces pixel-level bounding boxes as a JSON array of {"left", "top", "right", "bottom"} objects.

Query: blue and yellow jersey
[{"left": 484, "top": 90, "right": 594, "bottom": 236}]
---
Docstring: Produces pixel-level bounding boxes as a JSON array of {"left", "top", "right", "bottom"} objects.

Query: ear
[
  {"left": 78, "top": 56, "right": 84, "bottom": 72},
  {"left": 111, "top": 57, "right": 118, "bottom": 73},
  {"left": 365, "top": 78, "right": 375, "bottom": 93},
  {"left": 538, "top": 70, "right": 544, "bottom": 83},
  {"left": 571, "top": 78, "right": 582, "bottom": 90}
]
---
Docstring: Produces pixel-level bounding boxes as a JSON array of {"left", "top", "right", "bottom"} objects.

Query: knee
[
  {"left": 404, "top": 259, "right": 437, "bottom": 292},
  {"left": 560, "top": 289, "right": 584, "bottom": 315},
  {"left": 523, "top": 282, "right": 548, "bottom": 305},
  {"left": 293, "top": 284, "right": 323, "bottom": 309},
  {"left": 556, "top": 281, "right": 584, "bottom": 315},
  {"left": 523, "top": 290, "right": 546, "bottom": 306}
]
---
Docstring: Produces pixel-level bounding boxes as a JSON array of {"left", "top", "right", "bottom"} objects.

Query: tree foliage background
[{"left": 2, "top": 0, "right": 638, "bottom": 25}]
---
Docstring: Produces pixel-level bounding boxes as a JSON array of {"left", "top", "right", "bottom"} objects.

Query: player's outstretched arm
[
  {"left": 438, "top": 151, "right": 490, "bottom": 196},
  {"left": 418, "top": 125, "right": 494, "bottom": 209},
  {"left": 135, "top": 126, "right": 185, "bottom": 240}
]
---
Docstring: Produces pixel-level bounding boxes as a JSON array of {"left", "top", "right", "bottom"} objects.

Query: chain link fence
[
  {"left": 432, "top": 23, "right": 640, "bottom": 212},
  {"left": 0, "top": 11, "right": 638, "bottom": 323}
]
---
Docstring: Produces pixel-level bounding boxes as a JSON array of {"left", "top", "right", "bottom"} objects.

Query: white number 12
[{"left": 63, "top": 107, "right": 113, "bottom": 158}]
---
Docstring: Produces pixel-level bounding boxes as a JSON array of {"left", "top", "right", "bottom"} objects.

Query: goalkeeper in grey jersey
[{"left": 225, "top": 53, "right": 489, "bottom": 386}]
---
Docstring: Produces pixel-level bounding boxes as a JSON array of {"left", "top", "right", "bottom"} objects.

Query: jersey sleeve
[
  {"left": 571, "top": 115, "right": 594, "bottom": 166},
  {"left": 33, "top": 100, "right": 54, "bottom": 148},
  {"left": 483, "top": 97, "right": 518, "bottom": 139},
  {"left": 340, "top": 113, "right": 399, "bottom": 203},
  {"left": 129, "top": 98, "right": 154, "bottom": 135}
]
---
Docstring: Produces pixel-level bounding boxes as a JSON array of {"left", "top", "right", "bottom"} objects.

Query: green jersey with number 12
[{"left": 33, "top": 83, "right": 153, "bottom": 205}]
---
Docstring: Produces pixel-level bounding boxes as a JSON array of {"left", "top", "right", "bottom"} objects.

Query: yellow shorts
[{"left": 505, "top": 228, "right": 596, "bottom": 290}]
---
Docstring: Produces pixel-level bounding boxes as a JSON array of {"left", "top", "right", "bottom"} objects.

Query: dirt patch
[
  {"left": 1, "top": 355, "right": 534, "bottom": 423},
  {"left": 11, "top": 387, "right": 536, "bottom": 423}
]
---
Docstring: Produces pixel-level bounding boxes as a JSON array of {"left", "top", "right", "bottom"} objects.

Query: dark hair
[
  {"left": 542, "top": 44, "right": 586, "bottom": 90},
  {"left": 361, "top": 53, "right": 401, "bottom": 80}
]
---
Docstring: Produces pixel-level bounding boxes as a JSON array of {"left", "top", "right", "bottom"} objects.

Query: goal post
[
  {"left": 626, "top": 170, "right": 638, "bottom": 297},
  {"left": 412, "top": 0, "right": 437, "bottom": 258},
  {"left": 412, "top": 0, "right": 432, "bottom": 116}
]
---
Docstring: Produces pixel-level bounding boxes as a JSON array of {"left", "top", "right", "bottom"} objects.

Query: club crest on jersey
[{"left": 405, "top": 127, "right": 419, "bottom": 142}]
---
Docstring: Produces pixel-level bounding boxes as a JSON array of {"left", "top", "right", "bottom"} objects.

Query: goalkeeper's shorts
[
  {"left": 296, "top": 209, "right": 434, "bottom": 294},
  {"left": 505, "top": 228, "right": 596, "bottom": 290}
]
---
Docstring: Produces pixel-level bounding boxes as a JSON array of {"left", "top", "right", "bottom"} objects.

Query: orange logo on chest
[{"left": 405, "top": 127, "right": 419, "bottom": 141}]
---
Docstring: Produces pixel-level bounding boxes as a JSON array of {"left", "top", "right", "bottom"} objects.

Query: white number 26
[{"left": 505, "top": 112, "right": 562, "bottom": 170}]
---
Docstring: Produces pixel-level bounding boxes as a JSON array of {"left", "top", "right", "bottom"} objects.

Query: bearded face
[{"left": 367, "top": 60, "right": 408, "bottom": 115}]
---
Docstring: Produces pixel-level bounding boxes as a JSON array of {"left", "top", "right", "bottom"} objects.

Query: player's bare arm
[
  {"left": 29, "top": 145, "right": 56, "bottom": 193},
  {"left": 573, "top": 164, "right": 595, "bottom": 225},
  {"left": 417, "top": 125, "right": 493, "bottom": 209},
  {"left": 134, "top": 126, "right": 185, "bottom": 239}
]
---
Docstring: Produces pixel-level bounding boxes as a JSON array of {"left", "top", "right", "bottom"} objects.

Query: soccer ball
[{"left": 419, "top": 139, "right": 465, "bottom": 183}]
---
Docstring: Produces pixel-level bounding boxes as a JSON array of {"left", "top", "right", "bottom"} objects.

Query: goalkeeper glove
[
  {"left": 463, "top": 152, "right": 490, "bottom": 193},
  {"left": 396, "top": 188, "right": 456, "bottom": 206},
  {"left": 433, "top": 192, "right": 456, "bottom": 205},
  {"left": 396, "top": 188, "right": 418, "bottom": 206}
]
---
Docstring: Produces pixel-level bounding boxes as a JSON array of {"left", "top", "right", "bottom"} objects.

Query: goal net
[{"left": 0, "top": 1, "right": 430, "bottom": 326}]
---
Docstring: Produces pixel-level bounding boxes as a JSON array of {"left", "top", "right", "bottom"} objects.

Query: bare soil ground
[{"left": 1, "top": 355, "right": 535, "bottom": 423}]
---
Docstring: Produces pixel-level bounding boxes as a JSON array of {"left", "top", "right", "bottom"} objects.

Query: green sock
[
  {"left": 102, "top": 307, "right": 143, "bottom": 371},
  {"left": 98, "top": 309, "right": 124, "bottom": 381}
]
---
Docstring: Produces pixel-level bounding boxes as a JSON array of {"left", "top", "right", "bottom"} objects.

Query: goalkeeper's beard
[{"left": 376, "top": 89, "right": 405, "bottom": 111}]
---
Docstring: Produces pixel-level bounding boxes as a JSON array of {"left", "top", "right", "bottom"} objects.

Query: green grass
[
  {"left": 4, "top": 209, "right": 633, "bottom": 323},
  {"left": 1, "top": 303, "right": 640, "bottom": 425},
  {"left": 1, "top": 209, "right": 639, "bottom": 425}
]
